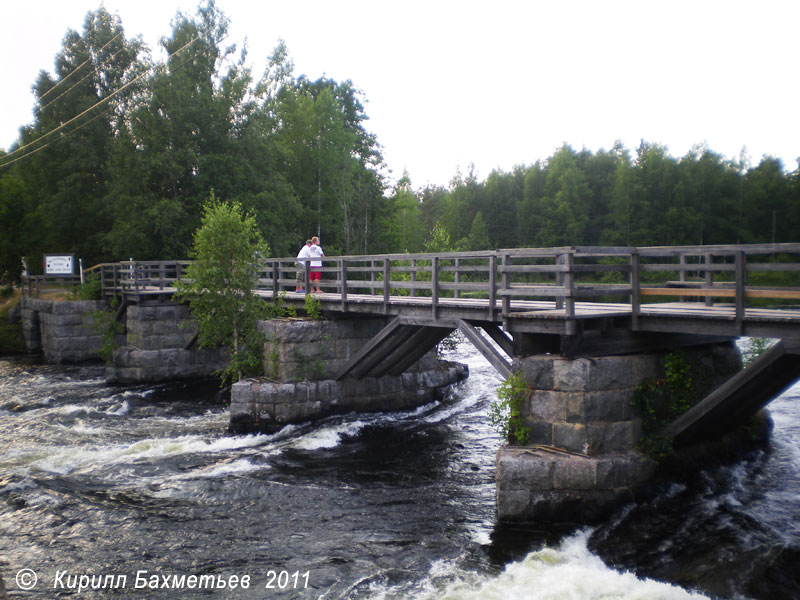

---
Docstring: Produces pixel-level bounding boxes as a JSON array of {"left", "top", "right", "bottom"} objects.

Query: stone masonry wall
[
  {"left": 513, "top": 343, "right": 741, "bottom": 456},
  {"left": 230, "top": 317, "right": 467, "bottom": 433},
  {"left": 20, "top": 301, "right": 42, "bottom": 355},
  {"left": 21, "top": 298, "right": 104, "bottom": 363},
  {"left": 107, "top": 303, "right": 228, "bottom": 384},
  {"left": 496, "top": 342, "right": 742, "bottom": 523},
  {"left": 259, "top": 318, "right": 437, "bottom": 382},
  {"left": 230, "top": 364, "right": 468, "bottom": 433}
]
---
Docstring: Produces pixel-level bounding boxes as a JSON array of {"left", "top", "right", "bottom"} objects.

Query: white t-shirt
[
  {"left": 307, "top": 244, "right": 324, "bottom": 268},
  {"left": 296, "top": 245, "right": 311, "bottom": 267}
]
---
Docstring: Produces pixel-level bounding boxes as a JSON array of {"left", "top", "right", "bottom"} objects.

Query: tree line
[{"left": 1, "top": 1, "right": 798, "bottom": 281}]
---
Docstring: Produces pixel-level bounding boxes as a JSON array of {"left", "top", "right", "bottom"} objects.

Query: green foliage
[
  {"left": 386, "top": 175, "right": 424, "bottom": 252},
  {"left": 424, "top": 223, "right": 453, "bottom": 253},
  {"left": 265, "top": 292, "right": 298, "bottom": 319},
  {"left": 175, "top": 195, "right": 269, "bottom": 385},
  {"left": 91, "top": 297, "right": 123, "bottom": 364},
  {"left": 491, "top": 371, "right": 531, "bottom": 445},
  {"left": 0, "top": 320, "right": 23, "bottom": 354},
  {"left": 633, "top": 351, "right": 711, "bottom": 460},
  {"left": 4, "top": 0, "right": 800, "bottom": 274},
  {"left": 304, "top": 293, "right": 323, "bottom": 320},
  {"left": 0, "top": 291, "right": 23, "bottom": 354},
  {"left": 0, "top": 173, "right": 42, "bottom": 281},
  {"left": 70, "top": 274, "right": 102, "bottom": 301},
  {"left": 455, "top": 211, "right": 491, "bottom": 251},
  {"left": 742, "top": 337, "right": 773, "bottom": 366}
]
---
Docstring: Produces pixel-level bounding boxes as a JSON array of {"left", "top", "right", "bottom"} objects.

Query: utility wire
[
  {"left": 38, "top": 27, "right": 122, "bottom": 103},
  {"left": 0, "top": 107, "right": 114, "bottom": 168},
  {"left": 0, "top": 28, "right": 219, "bottom": 169},
  {"left": 1, "top": 50, "right": 202, "bottom": 168},
  {"left": 38, "top": 33, "right": 129, "bottom": 114}
]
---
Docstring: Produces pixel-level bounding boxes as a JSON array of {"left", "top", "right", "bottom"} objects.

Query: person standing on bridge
[
  {"left": 295, "top": 239, "right": 312, "bottom": 292},
  {"left": 308, "top": 236, "right": 325, "bottom": 293}
]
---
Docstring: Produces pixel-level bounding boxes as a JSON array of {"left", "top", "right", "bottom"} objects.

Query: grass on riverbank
[{"left": 0, "top": 288, "right": 24, "bottom": 353}]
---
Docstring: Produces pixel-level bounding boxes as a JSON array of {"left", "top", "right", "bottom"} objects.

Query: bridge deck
[{"left": 263, "top": 290, "right": 800, "bottom": 339}]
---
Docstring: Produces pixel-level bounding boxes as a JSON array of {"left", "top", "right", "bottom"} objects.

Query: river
[{"left": 0, "top": 339, "right": 798, "bottom": 599}]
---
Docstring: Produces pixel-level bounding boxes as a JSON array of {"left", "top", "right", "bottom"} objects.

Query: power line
[
  {"left": 0, "top": 28, "right": 220, "bottom": 169},
  {"left": 37, "top": 31, "right": 127, "bottom": 113},
  {"left": 35, "top": 9, "right": 118, "bottom": 103},
  {"left": 0, "top": 107, "right": 113, "bottom": 168},
  {"left": 38, "top": 30, "right": 124, "bottom": 104}
]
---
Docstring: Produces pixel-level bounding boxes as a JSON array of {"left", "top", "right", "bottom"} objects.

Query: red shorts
[{"left": 310, "top": 268, "right": 321, "bottom": 282}]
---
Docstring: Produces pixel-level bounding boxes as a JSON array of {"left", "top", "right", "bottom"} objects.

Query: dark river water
[{"left": 1, "top": 339, "right": 798, "bottom": 599}]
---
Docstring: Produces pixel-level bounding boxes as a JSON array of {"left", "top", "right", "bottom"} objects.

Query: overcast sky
[{"left": 2, "top": 0, "right": 798, "bottom": 188}]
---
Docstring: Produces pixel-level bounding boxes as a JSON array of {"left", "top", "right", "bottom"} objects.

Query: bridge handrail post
[
  {"left": 340, "top": 258, "right": 348, "bottom": 311},
  {"left": 432, "top": 256, "right": 440, "bottom": 319},
  {"left": 381, "top": 258, "right": 391, "bottom": 313},
  {"left": 272, "top": 262, "right": 279, "bottom": 297},
  {"left": 562, "top": 251, "right": 575, "bottom": 330},
  {"left": 133, "top": 262, "right": 140, "bottom": 295},
  {"left": 159, "top": 262, "right": 165, "bottom": 290},
  {"left": 502, "top": 253, "right": 511, "bottom": 316},
  {"left": 630, "top": 250, "right": 640, "bottom": 330},
  {"left": 489, "top": 254, "right": 497, "bottom": 321},
  {"left": 679, "top": 254, "right": 688, "bottom": 302},
  {"left": 410, "top": 258, "right": 417, "bottom": 297},
  {"left": 555, "top": 254, "right": 565, "bottom": 310},
  {"left": 454, "top": 257, "right": 461, "bottom": 299},
  {"left": 735, "top": 251, "right": 746, "bottom": 334},
  {"left": 704, "top": 252, "right": 713, "bottom": 307}
]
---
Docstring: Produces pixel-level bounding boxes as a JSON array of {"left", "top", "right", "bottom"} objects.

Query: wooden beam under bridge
[
  {"left": 457, "top": 320, "right": 512, "bottom": 379},
  {"left": 667, "top": 340, "right": 800, "bottom": 446},
  {"left": 333, "top": 316, "right": 516, "bottom": 381},
  {"left": 334, "top": 317, "right": 456, "bottom": 381}
]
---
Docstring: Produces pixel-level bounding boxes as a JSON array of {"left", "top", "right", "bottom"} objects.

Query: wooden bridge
[
  {"left": 20, "top": 244, "right": 800, "bottom": 437},
  {"left": 81, "top": 242, "right": 800, "bottom": 344},
  {"left": 29, "top": 242, "right": 800, "bottom": 445},
  {"left": 23, "top": 242, "right": 800, "bottom": 520}
]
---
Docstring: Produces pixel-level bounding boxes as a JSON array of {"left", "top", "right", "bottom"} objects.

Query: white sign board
[{"left": 45, "top": 254, "right": 74, "bottom": 276}]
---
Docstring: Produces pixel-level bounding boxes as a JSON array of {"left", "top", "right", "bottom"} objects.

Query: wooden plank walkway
[{"left": 274, "top": 291, "right": 800, "bottom": 339}]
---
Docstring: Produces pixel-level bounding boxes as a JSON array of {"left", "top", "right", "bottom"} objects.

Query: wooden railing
[
  {"left": 78, "top": 244, "right": 800, "bottom": 327},
  {"left": 95, "top": 260, "right": 193, "bottom": 295},
  {"left": 21, "top": 275, "right": 83, "bottom": 299}
]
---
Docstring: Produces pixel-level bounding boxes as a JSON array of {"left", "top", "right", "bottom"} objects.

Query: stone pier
[
  {"left": 229, "top": 317, "right": 468, "bottom": 433},
  {"left": 20, "top": 297, "right": 104, "bottom": 363},
  {"left": 107, "top": 303, "right": 228, "bottom": 384},
  {"left": 496, "top": 342, "right": 741, "bottom": 522}
]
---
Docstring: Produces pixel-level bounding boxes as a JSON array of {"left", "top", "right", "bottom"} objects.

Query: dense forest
[{"left": 1, "top": 1, "right": 798, "bottom": 281}]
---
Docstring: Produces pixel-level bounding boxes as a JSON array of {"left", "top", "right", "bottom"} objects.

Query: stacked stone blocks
[
  {"left": 259, "top": 318, "right": 436, "bottom": 382},
  {"left": 497, "top": 342, "right": 742, "bottom": 522},
  {"left": 21, "top": 297, "right": 104, "bottom": 363},
  {"left": 230, "top": 317, "right": 466, "bottom": 432},
  {"left": 109, "top": 303, "right": 228, "bottom": 383}
]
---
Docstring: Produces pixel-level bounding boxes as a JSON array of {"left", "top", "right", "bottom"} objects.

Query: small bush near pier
[
  {"left": 491, "top": 371, "right": 531, "bottom": 445},
  {"left": 633, "top": 351, "right": 711, "bottom": 460}
]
